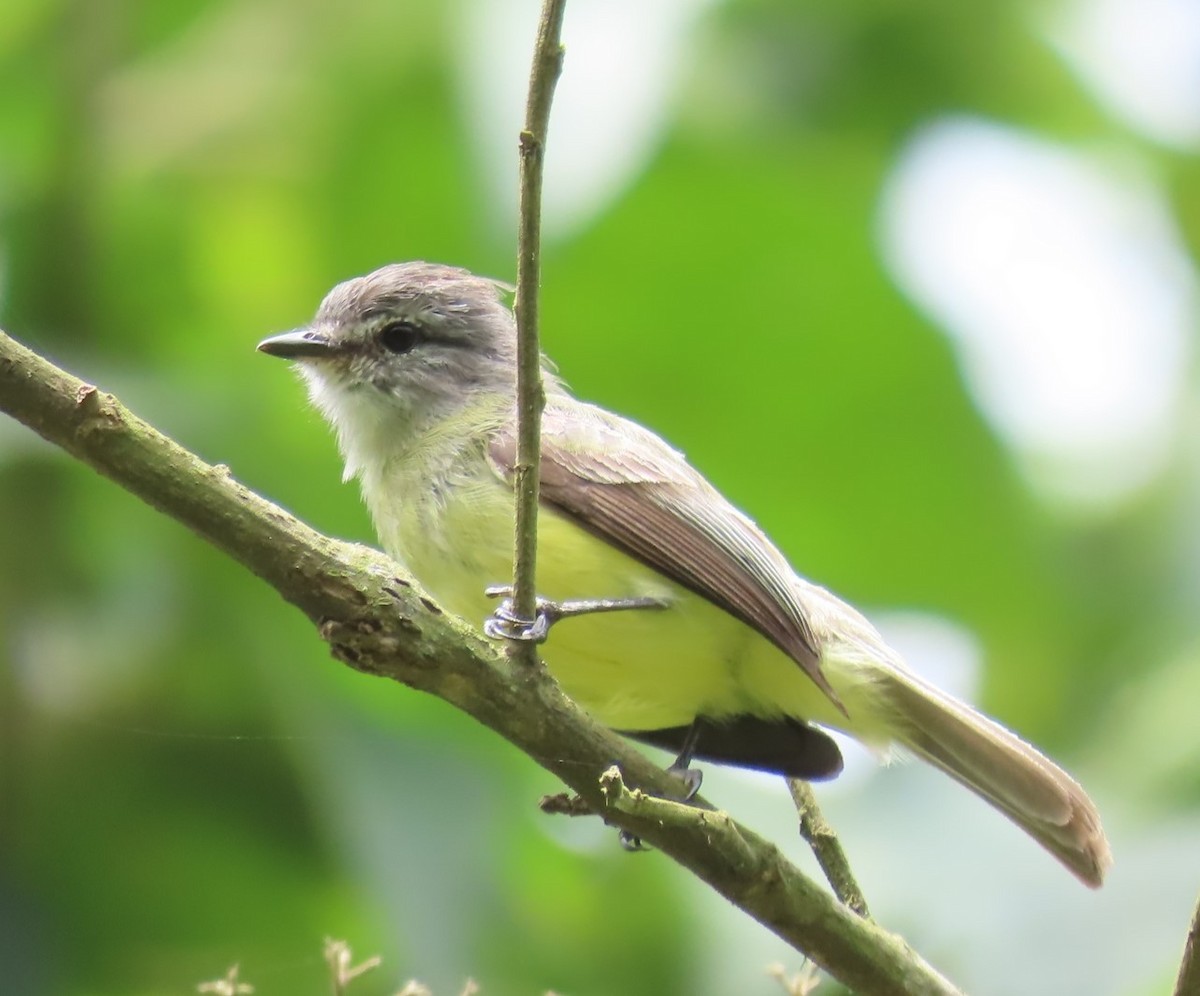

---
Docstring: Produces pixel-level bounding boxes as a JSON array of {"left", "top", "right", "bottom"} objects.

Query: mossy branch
[{"left": 0, "top": 327, "right": 962, "bottom": 995}]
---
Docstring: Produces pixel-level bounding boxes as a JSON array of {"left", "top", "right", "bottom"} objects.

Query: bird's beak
[{"left": 257, "top": 328, "right": 333, "bottom": 359}]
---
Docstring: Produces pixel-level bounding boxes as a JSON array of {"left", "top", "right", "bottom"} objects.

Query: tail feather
[{"left": 880, "top": 671, "right": 1111, "bottom": 888}]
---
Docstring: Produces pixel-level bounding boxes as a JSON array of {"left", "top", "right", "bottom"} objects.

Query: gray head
[{"left": 259, "top": 262, "right": 521, "bottom": 475}]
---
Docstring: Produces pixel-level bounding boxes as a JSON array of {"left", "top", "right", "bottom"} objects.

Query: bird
[{"left": 258, "top": 260, "right": 1111, "bottom": 887}]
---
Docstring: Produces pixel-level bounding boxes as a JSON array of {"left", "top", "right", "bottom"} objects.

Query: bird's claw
[
  {"left": 619, "top": 829, "right": 649, "bottom": 852},
  {"left": 483, "top": 586, "right": 554, "bottom": 643},
  {"left": 483, "top": 586, "right": 670, "bottom": 644},
  {"left": 668, "top": 763, "right": 704, "bottom": 801}
]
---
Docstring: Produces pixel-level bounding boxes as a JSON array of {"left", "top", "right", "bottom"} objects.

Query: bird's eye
[{"left": 378, "top": 320, "right": 421, "bottom": 354}]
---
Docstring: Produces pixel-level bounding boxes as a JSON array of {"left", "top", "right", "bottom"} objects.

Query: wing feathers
[{"left": 490, "top": 400, "right": 840, "bottom": 708}]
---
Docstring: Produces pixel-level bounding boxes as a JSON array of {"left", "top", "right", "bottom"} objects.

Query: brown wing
[{"left": 488, "top": 398, "right": 841, "bottom": 709}]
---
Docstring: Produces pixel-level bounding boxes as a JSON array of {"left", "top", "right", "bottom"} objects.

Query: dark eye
[{"left": 378, "top": 320, "right": 421, "bottom": 354}]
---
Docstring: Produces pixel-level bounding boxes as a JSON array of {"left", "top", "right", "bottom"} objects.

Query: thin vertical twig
[
  {"left": 1174, "top": 891, "right": 1200, "bottom": 995},
  {"left": 788, "top": 779, "right": 871, "bottom": 919},
  {"left": 510, "top": 0, "right": 568, "bottom": 661}
]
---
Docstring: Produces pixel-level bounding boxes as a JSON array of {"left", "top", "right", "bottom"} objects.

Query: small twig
[
  {"left": 539, "top": 791, "right": 595, "bottom": 816},
  {"left": 1174, "top": 890, "right": 1200, "bottom": 995},
  {"left": 510, "top": 0, "right": 568, "bottom": 662},
  {"left": 767, "top": 960, "right": 822, "bottom": 996},
  {"left": 198, "top": 965, "right": 254, "bottom": 996},
  {"left": 788, "top": 779, "right": 870, "bottom": 919},
  {"left": 598, "top": 765, "right": 708, "bottom": 827},
  {"left": 324, "top": 938, "right": 382, "bottom": 995}
]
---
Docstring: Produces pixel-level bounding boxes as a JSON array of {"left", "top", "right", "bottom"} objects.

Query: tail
[{"left": 878, "top": 669, "right": 1111, "bottom": 888}]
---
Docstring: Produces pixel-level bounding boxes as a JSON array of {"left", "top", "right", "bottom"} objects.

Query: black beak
[{"left": 256, "top": 328, "right": 333, "bottom": 359}]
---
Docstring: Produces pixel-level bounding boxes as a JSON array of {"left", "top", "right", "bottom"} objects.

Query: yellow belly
[{"left": 372, "top": 467, "right": 854, "bottom": 734}]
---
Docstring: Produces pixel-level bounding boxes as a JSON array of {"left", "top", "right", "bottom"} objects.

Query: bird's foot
[
  {"left": 482, "top": 585, "right": 669, "bottom": 643},
  {"left": 666, "top": 758, "right": 704, "bottom": 801},
  {"left": 620, "top": 721, "right": 704, "bottom": 851}
]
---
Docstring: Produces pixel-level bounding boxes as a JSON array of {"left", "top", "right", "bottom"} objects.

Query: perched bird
[{"left": 259, "top": 261, "right": 1111, "bottom": 887}]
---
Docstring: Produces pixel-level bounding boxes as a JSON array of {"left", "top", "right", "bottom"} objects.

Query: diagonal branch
[
  {"left": 0, "top": 327, "right": 962, "bottom": 996},
  {"left": 509, "top": 0, "right": 567, "bottom": 656},
  {"left": 1175, "top": 890, "right": 1200, "bottom": 996},
  {"left": 789, "top": 779, "right": 871, "bottom": 919}
]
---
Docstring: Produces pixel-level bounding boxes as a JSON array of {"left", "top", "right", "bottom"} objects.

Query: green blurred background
[{"left": 2, "top": 0, "right": 1198, "bottom": 993}]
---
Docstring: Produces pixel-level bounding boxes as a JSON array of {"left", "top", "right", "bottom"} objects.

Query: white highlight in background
[
  {"left": 1044, "top": 0, "right": 1200, "bottom": 150},
  {"left": 879, "top": 117, "right": 1195, "bottom": 510},
  {"left": 456, "top": 0, "right": 715, "bottom": 238}
]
